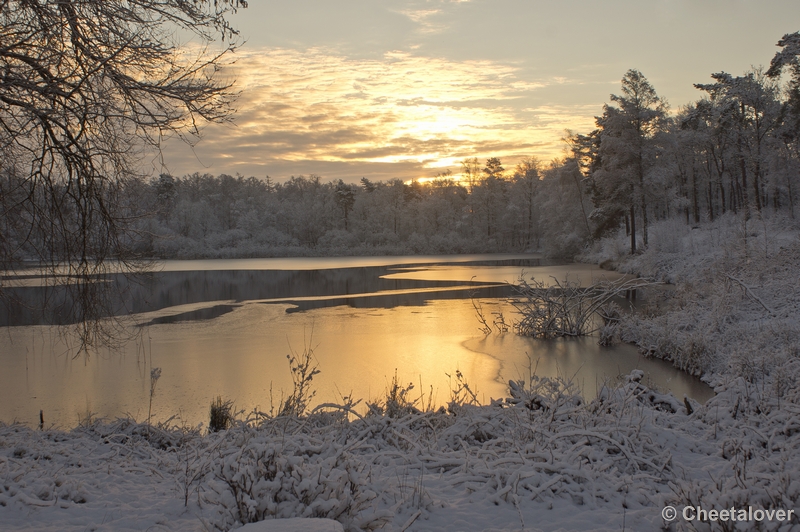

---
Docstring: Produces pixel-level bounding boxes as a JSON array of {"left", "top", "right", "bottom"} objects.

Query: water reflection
[
  {"left": 2, "top": 254, "right": 546, "bottom": 326},
  {"left": 465, "top": 334, "right": 715, "bottom": 403},
  {"left": 0, "top": 255, "right": 712, "bottom": 428},
  {"left": 139, "top": 304, "right": 240, "bottom": 326},
  {"left": 382, "top": 262, "right": 626, "bottom": 284}
]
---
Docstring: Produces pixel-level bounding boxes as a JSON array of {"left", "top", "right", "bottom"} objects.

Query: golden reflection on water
[
  {"left": 0, "top": 300, "right": 500, "bottom": 427},
  {"left": 0, "top": 298, "right": 711, "bottom": 429}
]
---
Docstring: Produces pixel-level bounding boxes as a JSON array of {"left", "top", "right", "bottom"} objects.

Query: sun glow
[
  {"left": 163, "top": 47, "right": 596, "bottom": 181},
  {"left": 404, "top": 176, "right": 465, "bottom": 186}
]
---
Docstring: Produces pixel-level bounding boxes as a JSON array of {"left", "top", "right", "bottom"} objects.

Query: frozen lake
[{"left": 0, "top": 254, "right": 713, "bottom": 428}]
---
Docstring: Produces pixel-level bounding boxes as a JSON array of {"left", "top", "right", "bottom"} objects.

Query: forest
[
  {"left": 4, "top": 30, "right": 800, "bottom": 267},
  {"left": 92, "top": 36, "right": 800, "bottom": 262}
]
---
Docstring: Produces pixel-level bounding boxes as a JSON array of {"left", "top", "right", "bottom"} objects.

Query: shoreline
[{"left": 3, "top": 217, "right": 800, "bottom": 530}]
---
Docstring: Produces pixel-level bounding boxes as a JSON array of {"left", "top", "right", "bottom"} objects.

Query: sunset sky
[{"left": 160, "top": 0, "right": 800, "bottom": 183}]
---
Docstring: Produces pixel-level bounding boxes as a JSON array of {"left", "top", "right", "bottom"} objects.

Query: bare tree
[{"left": 0, "top": 0, "right": 246, "bottom": 348}]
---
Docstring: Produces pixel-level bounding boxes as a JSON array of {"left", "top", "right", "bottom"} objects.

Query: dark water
[{"left": 1, "top": 255, "right": 530, "bottom": 326}]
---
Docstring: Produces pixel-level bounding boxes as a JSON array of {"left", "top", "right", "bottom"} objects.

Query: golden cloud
[{"left": 159, "top": 47, "right": 597, "bottom": 181}]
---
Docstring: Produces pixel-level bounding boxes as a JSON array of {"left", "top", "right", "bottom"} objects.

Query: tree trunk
[
  {"left": 638, "top": 153, "right": 647, "bottom": 248},
  {"left": 691, "top": 167, "right": 700, "bottom": 224},
  {"left": 788, "top": 163, "right": 796, "bottom": 219},
  {"left": 708, "top": 180, "right": 715, "bottom": 221},
  {"left": 739, "top": 152, "right": 750, "bottom": 220}
]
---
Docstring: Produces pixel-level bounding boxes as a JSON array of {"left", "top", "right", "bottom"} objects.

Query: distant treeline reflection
[{"left": 0, "top": 263, "right": 516, "bottom": 327}]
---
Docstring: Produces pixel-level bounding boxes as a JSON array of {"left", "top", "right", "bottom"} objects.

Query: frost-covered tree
[
  {"left": 591, "top": 70, "right": 668, "bottom": 253},
  {"left": 768, "top": 31, "right": 800, "bottom": 216},
  {"left": 695, "top": 71, "right": 781, "bottom": 217},
  {"left": 536, "top": 158, "right": 593, "bottom": 257},
  {"left": 334, "top": 180, "right": 357, "bottom": 231},
  {"left": 678, "top": 98, "right": 738, "bottom": 218},
  {"left": 509, "top": 157, "right": 542, "bottom": 248}
]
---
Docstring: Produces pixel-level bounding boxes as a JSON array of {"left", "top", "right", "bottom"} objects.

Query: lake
[{"left": 0, "top": 254, "right": 713, "bottom": 428}]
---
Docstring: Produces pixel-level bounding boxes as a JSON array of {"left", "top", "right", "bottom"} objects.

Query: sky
[{"left": 158, "top": 0, "right": 800, "bottom": 184}]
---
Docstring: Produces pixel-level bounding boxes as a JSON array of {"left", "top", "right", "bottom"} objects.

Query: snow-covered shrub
[
  {"left": 445, "top": 369, "right": 480, "bottom": 413},
  {"left": 619, "top": 312, "right": 716, "bottom": 377},
  {"left": 406, "top": 232, "right": 429, "bottom": 254},
  {"left": 367, "top": 372, "right": 422, "bottom": 418},
  {"left": 597, "top": 301, "right": 621, "bottom": 346},
  {"left": 578, "top": 227, "right": 628, "bottom": 266},
  {"left": 646, "top": 218, "right": 689, "bottom": 254},
  {"left": 206, "top": 228, "right": 249, "bottom": 251},
  {"left": 541, "top": 230, "right": 587, "bottom": 259},
  {"left": 597, "top": 370, "right": 683, "bottom": 413},
  {"left": 506, "top": 374, "right": 584, "bottom": 414},
  {"left": 512, "top": 275, "right": 656, "bottom": 339},
  {"left": 667, "top": 368, "right": 800, "bottom": 528},
  {"left": 276, "top": 344, "right": 321, "bottom": 418},
  {"left": 427, "top": 231, "right": 465, "bottom": 255},
  {"left": 359, "top": 229, "right": 399, "bottom": 249},
  {"left": 253, "top": 226, "right": 297, "bottom": 247},
  {"left": 207, "top": 434, "right": 391, "bottom": 531}
]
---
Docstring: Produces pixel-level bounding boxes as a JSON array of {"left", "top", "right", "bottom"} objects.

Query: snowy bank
[
  {"left": 3, "top": 215, "right": 800, "bottom": 531},
  {"left": 2, "top": 368, "right": 799, "bottom": 531},
  {"left": 581, "top": 214, "right": 800, "bottom": 385}
]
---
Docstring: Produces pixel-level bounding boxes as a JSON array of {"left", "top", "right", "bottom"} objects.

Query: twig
[
  {"left": 725, "top": 274, "right": 775, "bottom": 316},
  {"left": 400, "top": 510, "right": 422, "bottom": 531}
]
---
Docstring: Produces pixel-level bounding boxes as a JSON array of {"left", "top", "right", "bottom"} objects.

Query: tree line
[
  {"left": 135, "top": 157, "right": 584, "bottom": 258},
  {"left": 574, "top": 34, "right": 800, "bottom": 253},
  {"left": 127, "top": 32, "right": 800, "bottom": 259}
]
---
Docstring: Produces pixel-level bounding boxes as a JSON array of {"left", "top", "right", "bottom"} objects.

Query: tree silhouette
[
  {"left": 0, "top": 0, "right": 246, "bottom": 348},
  {"left": 591, "top": 70, "right": 668, "bottom": 253}
]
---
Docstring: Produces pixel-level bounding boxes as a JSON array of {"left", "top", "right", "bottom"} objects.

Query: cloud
[{"left": 158, "top": 47, "right": 596, "bottom": 182}]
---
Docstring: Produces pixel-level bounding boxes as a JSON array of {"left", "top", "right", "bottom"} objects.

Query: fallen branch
[{"left": 725, "top": 274, "right": 775, "bottom": 316}]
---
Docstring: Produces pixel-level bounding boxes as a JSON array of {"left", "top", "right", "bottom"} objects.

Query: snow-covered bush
[
  {"left": 541, "top": 230, "right": 587, "bottom": 259},
  {"left": 5, "top": 364, "right": 800, "bottom": 531},
  {"left": 366, "top": 372, "right": 423, "bottom": 418},
  {"left": 646, "top": 217, "right": 689, "bottom": 254},
  {"left": 666, "top": 364, "right": 800, "bottom": 529},
  {"left": 318, "top": 229, "right": 361, "bottom": 253},
  {"left": 207, "top": 434, "right": 390, "bottom": 531},
  {"left": 512, "top": 275, "right": 656, "bottom": 339}
]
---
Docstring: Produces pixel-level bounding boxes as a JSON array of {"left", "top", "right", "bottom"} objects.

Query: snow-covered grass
[
  {"left": 2, "top": 366, "right": 800, "bottom": 531},
  {"left": 3, "top": 213, "right": 800, "bottom": 531}
]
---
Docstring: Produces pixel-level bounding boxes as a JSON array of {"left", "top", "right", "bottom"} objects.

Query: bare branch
[
  {"left": 725, "top": 274, "right": 775, "bottom": 316},
  {"left": 0, "top": 0, "right": 244, "bottom": 349}
]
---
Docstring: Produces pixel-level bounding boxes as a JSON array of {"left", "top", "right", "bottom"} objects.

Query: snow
[
  {"left": 2, "top": 366, "right": 798, "bottom": 531},
  {"left": 2, "top": 216, "right": 800, "bottom": 531},
  {"left": 238, "top": 518, "right": 344, "bottom": 531}
]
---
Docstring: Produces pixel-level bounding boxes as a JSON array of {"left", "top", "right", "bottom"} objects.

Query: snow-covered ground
[{"left": 2, "top": 214, "right": 800, "bottom": 531}]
